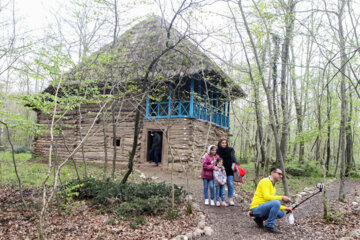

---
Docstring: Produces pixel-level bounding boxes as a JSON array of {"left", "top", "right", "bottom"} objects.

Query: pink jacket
[{"left": 201, "top": 154, "right": 219, "bottom": 180}]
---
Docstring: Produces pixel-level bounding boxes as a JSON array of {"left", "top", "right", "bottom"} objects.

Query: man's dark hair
[{"left": 270, "top": 167, "right": 280, "bottom": 174}]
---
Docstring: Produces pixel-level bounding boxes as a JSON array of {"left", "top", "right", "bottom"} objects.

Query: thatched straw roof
[{"left": 48, "top": 16, "right": 246, "bottom": 99}]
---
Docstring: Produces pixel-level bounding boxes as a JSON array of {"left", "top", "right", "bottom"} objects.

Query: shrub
[
  {"left": 59, "top": 183, "right": 85, "bottom": 216},
  {"left": 164, "top": 209, "right": 180, "bottom": 220},
  {"left": 61, "top": 178, "right": 186, "bottom": 217},
  {"left": 285, "top": 162, "right": 322, "bottom": 177},
  {"left": 238, "top": 156, "right": 248, "bottom": 164},
  {"left": 129, "top": 217, "right": 146, "bottom": 229},
  {"left": 117, "top": 196, "right": 170, "bottom": 217},
  {"left": 348, "top": 171, "right": 360, "bottom": 178},
  {"left": 185, "top": 203, "right": 192, "bottom": 216},
  {"left": 14, "top": 146, "right": 30, "bottom": 154},
  {"left": 106, "top": 218, "right": 117, "bottom": 225},
  {"left": 286, "top": 165, "right": 307, "bottom": 176}
]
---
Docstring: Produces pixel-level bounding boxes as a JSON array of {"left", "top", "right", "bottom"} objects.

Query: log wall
[
  {"left": 33, "top": 100, "right": 142, "bottom": 163},
  {"left": 33, "top": 101, "right": 229, "bottom": 169}
]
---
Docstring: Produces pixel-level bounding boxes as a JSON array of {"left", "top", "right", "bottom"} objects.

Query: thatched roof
[{"left": 51, "top": 16, "right": 246, "bottom": 99}]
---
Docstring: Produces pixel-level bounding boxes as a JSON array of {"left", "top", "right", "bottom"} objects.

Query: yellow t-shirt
[{"left": 250, "top": 178, "right": 286, "bottom": 211}]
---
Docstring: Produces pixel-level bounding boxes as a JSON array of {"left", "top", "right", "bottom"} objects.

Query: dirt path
[{"left": 137, "top": 164, "right": 360, "bottom": 240}]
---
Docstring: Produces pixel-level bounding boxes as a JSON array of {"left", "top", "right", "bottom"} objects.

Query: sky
[
  {"left": 4, "top": 0, "right": 247, "bottom": 94},
  {"left": 15, "top": 0, "right": 54, "bottom": 32}
]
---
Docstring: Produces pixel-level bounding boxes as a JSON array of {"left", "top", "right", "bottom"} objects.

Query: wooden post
[
  {"left": 190, "top": 78, "right": 194, "bottom": 117},
  {"left": 198, "top": 79, "right": 201, "bottom": 101},
  {"left": 204, "top": 91, "right": 207, "bottom": 121},
  {"left": 146, "top": 93, "right": 150, "bottom": 118},
  {"left": 222, "top": 98, "right": 226, "bottom": 127},
  {"left": 168, "top": 84, "right": 172, "bottom": 117},
  {"left": 215, "top": 92, "right": 218, "bottom": 125},
  {"left": 198, "top": 80, "right": 201, "bottom": 118},
  {"left": 227, "top": 101, "right": 230, "bottom": 128},
  {"left": 210, "top": 90, "right": 213, "bottom": 123}
]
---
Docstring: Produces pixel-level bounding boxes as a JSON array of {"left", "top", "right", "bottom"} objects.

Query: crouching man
[{"left": 249, "top": 167, "right": 293, "bottom": 234}]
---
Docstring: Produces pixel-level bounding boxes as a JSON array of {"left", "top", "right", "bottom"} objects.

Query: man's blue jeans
[
  {"left": 149, "top": 149, "right": 161, "bottom": 165},
  {"left": 203, "top": 179, "right": 214, "bottom": 200},
  {"left": 215, "top": 184, "right": 225, "bottom": 201},
  {"left": 153, "top": 149, "right": 160, "bottom": 165},
  {"left": 227, "top": 175, "right": 234, "bottom": 198},
  {"left": 251, "top": 200, "right": 285, "bottom": 228}
]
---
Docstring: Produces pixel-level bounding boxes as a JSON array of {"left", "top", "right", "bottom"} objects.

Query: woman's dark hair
[
  {"left": 217, "top": 158, "right": 223, "bottom": 163},
  {"left": 218, "top": 138, "right": 228, "bottom": 148}
]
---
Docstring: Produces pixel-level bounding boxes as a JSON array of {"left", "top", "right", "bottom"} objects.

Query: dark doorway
[{"left": 147, "top": 131, "right": 162, "bottom": 164}]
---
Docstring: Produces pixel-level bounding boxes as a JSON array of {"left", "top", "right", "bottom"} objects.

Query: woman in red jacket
[{"left": 201, "top": 145, "right": 219, "bottom": 206}]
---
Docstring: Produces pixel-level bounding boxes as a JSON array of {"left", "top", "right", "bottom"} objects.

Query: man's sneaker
[
  {"left": 229, "top": 198, "right": 234, "bottom": 206},
  {"left": 204, "top": 199, "right": 209, "bottom": 205},
  {"left": 254, "top": 217, "right": 263, "bottom": 228},
  {"left": 221, "top": 202, "right": 228, "bottom": 207},
  {"left": 216, "top": 201, "right": 220, "bottom": 207},
  {"left": 210, "top": 200, "right": 215, "bottom": 206},
  {"left": 264, "top": 226, "right": 282, "bottom": 234}
]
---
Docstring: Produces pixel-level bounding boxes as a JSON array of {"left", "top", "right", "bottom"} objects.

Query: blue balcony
[
  {"left": 144, "top": 78, "right": 230, "bottom": 129},
  {"left": 145, "top": 100, "right": 230, "bottom": 129}
]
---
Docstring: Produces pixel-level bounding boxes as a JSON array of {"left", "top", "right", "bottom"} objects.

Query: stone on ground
[
  {"left": 204, "top": 226, "right": 213, "bottom": 236},
  {"left": 171, "top": 235, "right": 188, "bottom": 240},
  {"left": 349, "top": 229, "right": 360, "bottom": 238},
  {"left": 185, "top": 232, "right": 193, "bottom": 240},
  {"left": 185, "top": 195, "right": 193, "bottom": 202},
  {"left": 198, "top": 220, "right": 205, "bottom": 229},
  {"left": 193, "top": 229, "right": 204, "bottom": 238},
  {"left": 192, "top": 203, "right": 200, "bottom": 211}
]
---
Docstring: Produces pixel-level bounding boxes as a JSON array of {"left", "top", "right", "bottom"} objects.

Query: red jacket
[{"left": 201, "top": 154, "right": 219, "bottom": 180}]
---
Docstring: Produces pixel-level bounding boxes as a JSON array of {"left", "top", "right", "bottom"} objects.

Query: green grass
[{"left": 0, "top": 152, "right": 140, "bottom": 188}]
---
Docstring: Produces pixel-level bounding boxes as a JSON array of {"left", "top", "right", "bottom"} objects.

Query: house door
[{"left": 147, "top": 131, "right": 163, "bottom": 164}]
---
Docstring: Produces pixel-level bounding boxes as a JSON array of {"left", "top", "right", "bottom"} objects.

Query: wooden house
[{"left": 32, "top": 16, "right": 246, "bottom": 170}]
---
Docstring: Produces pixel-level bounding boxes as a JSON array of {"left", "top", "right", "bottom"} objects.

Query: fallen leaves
[{"left": 0, "top": 187, "right": 199, "bottom": 240}]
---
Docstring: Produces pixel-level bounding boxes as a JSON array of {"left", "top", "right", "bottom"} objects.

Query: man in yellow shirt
[{"left": 250, "top": 167, "right": 293, "bottom": 233}]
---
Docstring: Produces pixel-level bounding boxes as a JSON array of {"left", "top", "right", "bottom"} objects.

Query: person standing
[
  {"left": 151, "top": 132, "right": 161, "bottom": 166},
  {"left": 201, "top": 145, "right": 219, "bottom": 206},
  {"left": 249, "top": 167, "right": 293, "bottom": 233},
  {"left": 216, "top": 138, "right": 239, "bottom": 206},
  {"left": 213, "top": 158, "right": 227, "bottom": 207}
]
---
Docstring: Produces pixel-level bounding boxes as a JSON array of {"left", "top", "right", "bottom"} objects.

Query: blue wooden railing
[{"left": 145, "top": 100, "right": 230, "bottom": 129}]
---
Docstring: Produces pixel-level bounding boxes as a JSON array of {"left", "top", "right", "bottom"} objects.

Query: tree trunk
[
  {"left": 102, "top": 112, "right": 109, "bottom": 180},
  {"left": 120, "top": 8, "right": 186, "bottom": 183},
  {"left": 279, "top": 0, "right": 295, "bottom": 164},
  {"left": 338, "top": 0, "right": 347, "bottom": 202},
  {"left": 345, "top": 91, "right": 353, "bottom": 177},
  {"left": 237, "top": 0, "right": 290, "bottom": 196},
  {"left": 78, "top": 105, "right": 87, "bottom": 178},
  {"left": 230, "top": 6, "right": 266, "bottom": 171},
  {"left": 0, "top": 121, "right": 28, "bottom": 210},
  {"left": 325, "top": 83, "right": 332, "bottom": 173},
  {"left": 111, "top": 100, "right": 117, "bottom": 180},
  {"left": 271, "top": 34, "right": 281, "bottom": 132},
  {"left": 290, "top": 45, "right": 305, "bottom": 164},
  {"left": 121, "top": 108, "right": 140, "bottom": 184}
]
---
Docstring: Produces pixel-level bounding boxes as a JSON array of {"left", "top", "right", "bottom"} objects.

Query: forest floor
[
  {"left": 1, "top": 160, "right": 360, "bottom": 239},
  {"left": 0, "top": 184, "right": 200, "bottom": 239},
  {"left": 138, "top": 164, "right": 360, "bottom": 240}
]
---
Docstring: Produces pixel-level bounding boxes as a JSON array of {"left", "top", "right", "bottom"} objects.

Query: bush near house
[{"left": 61, "top": 178, "right": 186, "bottom": 217}]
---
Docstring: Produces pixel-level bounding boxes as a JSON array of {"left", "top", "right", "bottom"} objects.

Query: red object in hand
[{"left": 232, "top": 163, "right": 246, "bottom": 183}]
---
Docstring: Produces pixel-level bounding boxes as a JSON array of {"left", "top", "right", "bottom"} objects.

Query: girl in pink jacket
[{"left": 201, "top": 145, "right": 220, "bottom": 206}]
